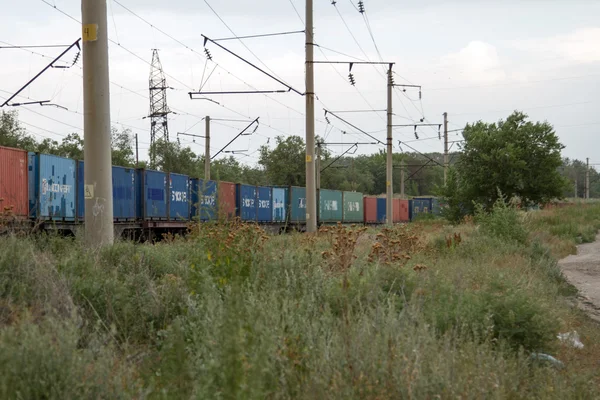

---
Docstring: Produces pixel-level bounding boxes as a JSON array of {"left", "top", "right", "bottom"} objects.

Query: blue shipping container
[
  {"left": 236, "top": 184, "right": 257, "bottom": 221},
  {"left": 256, "top": 186, "right": 273, "bottom": 222},
  {"left": 376, "top": 198, "right": 387, "bottom": 224},
  {"left": 77, "top": 162, "right": 136, "bottom": 220},
  {"left": 191, "top": 178, "right": 218, "bottom": 221},
  {"left": 272, "top": 187, "right": 288, "bottom": 223},
  {"left": 168, "top": 173, "right": 190, "bottom": 221},
  {"left": 289, "top": 186, "right": 306, "bottom": 223},
  {"left": 28, "top": 153, "right": 76, "bottom": 220},
  {"left": 138, "top": 169, "right": 168, "bottom": 219},
  {"left": 410, "top": 198, "right": 432, "bottom": 220}
]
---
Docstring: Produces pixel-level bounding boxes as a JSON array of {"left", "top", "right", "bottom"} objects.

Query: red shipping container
[
  {"left": 363, "top": 196, "right": 377, "bottom": 223},
  {"left": 0, "top": 146, "right": 28, "bottom": 217},
  {"left": 394, "top": 199, "right": 409, "bottom": 222},
  {"left": 218, "top": 181, "right": 236, "bottom": 219}
]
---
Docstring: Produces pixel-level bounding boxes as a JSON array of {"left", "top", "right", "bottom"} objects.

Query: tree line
[{"left": 1, "top": 110, "right": 593, "bottom": 202}]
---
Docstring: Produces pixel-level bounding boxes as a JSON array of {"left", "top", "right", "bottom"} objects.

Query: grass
[{"left": 1, "top": 203, "right": 600, "bottom": 398}]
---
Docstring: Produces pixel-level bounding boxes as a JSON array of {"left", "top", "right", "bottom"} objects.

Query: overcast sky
[{"left": 1, "top": 0, "right": 598, "bottom": 166}]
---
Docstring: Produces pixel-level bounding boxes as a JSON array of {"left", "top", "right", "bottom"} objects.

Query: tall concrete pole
[
  {"left": 82, "top": 0, "right": 114, "bottom": 246},
  {"left": 305, "top": 0, "right": 317, "bottom": 232},
  {"left": 400, "top": 159, "right": 405, "bottom": 198},
  {"left": 205, "top": 116, "right": 211, "bottom": 180},
  {"left": 586, "top": 157, "right": 590, "bottom": 199},
  {"left": 386, "top": 65, "right": 393, "bottom": 226},
  {"left": 316, "top": 141, "right": 321, "bottom": 190},
  {"left": 443, "top": 112, "right": 449, "bottom": 186}
]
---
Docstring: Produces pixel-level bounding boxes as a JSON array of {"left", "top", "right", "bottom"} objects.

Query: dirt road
[{"left": 559, "top": 234, "right": 600, "bottom": 322}]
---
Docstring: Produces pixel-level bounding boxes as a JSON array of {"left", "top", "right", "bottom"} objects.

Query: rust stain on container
[{"left": 0, "top": 146, "right": 28, "bottom": 217}]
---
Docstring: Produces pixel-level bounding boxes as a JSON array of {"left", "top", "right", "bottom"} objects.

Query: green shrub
[{"left": 475, "top": 197, "right": 528, "bottom": 244}]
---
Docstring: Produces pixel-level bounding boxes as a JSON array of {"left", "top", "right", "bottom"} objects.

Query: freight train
[{"left": 0, "top": 145, "right": 441, "bottom": 237}]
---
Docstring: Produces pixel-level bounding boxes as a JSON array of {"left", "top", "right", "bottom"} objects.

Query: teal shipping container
[
  {"left": 289, "top": 186, "right": 306, "bottom": 223},
  {"left": 272, "top": 187, "right": 288, "bottom": 223},
  {"left": 28, "top": 153, "right": 76, "bottom": 221},
  {"left": 319, "top": 189, "right": 343, "bottom": 223},
  {"left": 342, "top": 191, "right": 363, "bottom": 223}
]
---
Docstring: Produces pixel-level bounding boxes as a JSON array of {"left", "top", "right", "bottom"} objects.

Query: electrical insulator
[
  {"left": 358, "top": 0, "right": 365, "bottom": 13},
  {"left": 204, "top": 48, "right": 212, "bottom": 60},
  {"left": 414, "top": 125, "right": 419, "bottom": 140},
  {"left": 348, "top": 73, "right": 356, "bottom": 86},
  {"left": 438, "top": 125, "right": 441, "bottom": 140},
  {"left": 419, "top": 90, "right": 422, "bottom": 100},
  {"left": 72, "top": 51, "right": 81, "bottom": 66}
]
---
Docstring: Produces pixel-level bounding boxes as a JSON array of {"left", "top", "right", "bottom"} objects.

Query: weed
[
  {"left": 368, "top": 225, "right": 423, "bottom": 266},
  {"left": 320, "top": 223, "right": 367, "bottom": 274}
]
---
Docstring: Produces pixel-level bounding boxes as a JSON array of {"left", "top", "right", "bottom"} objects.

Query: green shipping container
[
  {"left": 319, "top": 189, "right": 343, "bottom": 223},
  {"left": 342, "top": 191, "right": 363, "bottom": 223}
]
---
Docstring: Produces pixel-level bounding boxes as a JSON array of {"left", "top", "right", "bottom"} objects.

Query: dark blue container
[
  {"left": 289, "top": 186, "right": 306, "bottom": 223},
  {"left": 411, "top": 197, "right": 433, "bottom": 220},
  {"left": 256, "top": 186, "right": 273, "bottom": 223},
  {"left": 236, "top": 184, "right": 257, "bottom": 221},
  {"left": 272, "top": 187, "right": 288, "bottom": 223},
  {"left": 77, "top": 162, "right": 136, "bottom": 220},
  {"left": 137, "top": 169, "right": 168, "bottom": 220},
  {"left": 191, "top": 178, "right": 218, "bottom": 221},
  {"left": 376, "top": 198, "right": 387, "bottom": 224},
  {"left": 409, "top": 199, "right": 413, "bottom": 221},
  {"left": 28, "top": 153, "right": 76, "bottom": 221},
  {"left": 168, "top": 173, "right": 190, "bottom": 221}
]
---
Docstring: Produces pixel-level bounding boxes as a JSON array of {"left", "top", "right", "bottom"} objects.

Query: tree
[
  {"left": 0, "top": 111, "right": 37, "bottom": 151},
  {"left": 442, "top": 111, "right": 568, "bottom": 220},
  {"left": 149, "top": 139, "right": 201, "bottom": 176},
  {"left": 57, "top": 133, "right": 84, "bottom": 160},
  {"left": 111, "top": 127, "right": 135, "bottom": 167},
  {"left": 259, "top": 135, "right": 305, "bottom": 186}
]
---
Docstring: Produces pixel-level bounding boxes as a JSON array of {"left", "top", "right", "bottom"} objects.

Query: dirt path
[{"left": 558, "top": 234, "right": 600, "bottom": 322}]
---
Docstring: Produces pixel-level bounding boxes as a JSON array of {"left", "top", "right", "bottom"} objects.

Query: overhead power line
[{"left": 212, "top": 30, "right": 305, "bottom": 41}]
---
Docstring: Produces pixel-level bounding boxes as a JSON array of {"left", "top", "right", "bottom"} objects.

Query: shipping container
[
  {"left": 289, "top": 186, "right": 306, "bottom": 224},
  {"left": 319, "top": 189, "right": 343, "bottom": 223},
  {"left": 272, "top": 187, "right": 288, "bottom": 223},
  {"left": 191, "top": 178, "right": 217, "bottom": 221},
  {"left": 77, "top": 162, "right": 137, "bottom": 221},
  {"left": 394, "top": 199, "right": 410, "bottom": 222},
  {"left": 218, "top": 181, "right": 236, "bottom": 219},
  {"left": 376, "top": 198, "right": 387, "bottom": 223},
  {"left": 137, "top": 169, "right": 168, "bottom": 220},
  {"left": 0, "top": 146, "right": 28, "bottom": 217},
  {"left": 410, "top": 197, "right": 432, "bottom": 220},
  {"left": 256, "top": 186, "right": 273, "bottom": 223},
  {"left": 168, "top": 173, "right": 190, "bottom": 221},
  {"left": 28, "top": 153, "right": 76, "bottom": 221},
  {"left": 236, "top": 184, "right": 257, "bottom": 221},
  {"left": 342, "top": 191, "right": 363, "bottom": 223},
  {"left": 432, "top": 197, "right": 442, "bottom": 216},
  {"left": 363, "top": 196, "right": 377, "bottom": 223}
]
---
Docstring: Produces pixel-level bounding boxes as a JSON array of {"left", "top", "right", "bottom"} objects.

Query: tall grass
[{"left": 0, "top": 205, "right": 599, "bottom": 398}]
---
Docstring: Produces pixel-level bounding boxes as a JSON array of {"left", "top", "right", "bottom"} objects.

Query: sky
[{"left": 1, "top": 0, "right": 599, "bottom": 166}]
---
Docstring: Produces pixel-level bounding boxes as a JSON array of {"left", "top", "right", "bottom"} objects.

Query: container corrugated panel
[
  {"left": 319, "top": 189, "right": 343, "bottom": 223},
  {"left": 138, "top": 169, "right": 167, "bottom": 219},
  {"left": 218, "top": 181, "right": 236, "bottom": 219},
  {"left": 0, "top": 146, "right": 28, "bottom": 217},
  {"left": 168, "top": 173, "right": 190, "bottom": 221},
  {"left": 29, "top": 153, "right": 76, "bottom": 220},
  {"left": 256, "top": 186, "right": 272, "bottom": 222},
  {"left": 342, "top": 191, "right": 363, "bottom": 223},
  {"left": 376, "top": 198, "right": 387, "bottom": 223},
  {"left": 395, "top": 199, "right": 409, "bottom": 222},
  {"left": 191, "top": 179, "right": 218, "bottom": 221},
  {"left": 236, "top": 184, "right": 257, "bottom": 221},
  {"left": 289, "top": 186, "right": 306, "bottom": 223},
  {"left": 363, "top": 196, "right": 377, "bottom": 223},
  {"left": 410, "top": 198, "right": 432, "bottom": 219},
  {"left": 432, "top": 198, "right": 441, "bottom": 216},
  {"left": 272, "top": 187, "right": 288, "bottom": 223},
  {"left": 77, "top": 162, "right": 137, "bottom": 221}
]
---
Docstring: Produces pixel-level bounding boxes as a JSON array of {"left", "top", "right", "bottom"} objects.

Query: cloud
[
  {"left": 440, "top": 41, "right": 506, "bottom": 84},
  {"left": 509, "top": 27, "right": 600, "bottom": 64}
]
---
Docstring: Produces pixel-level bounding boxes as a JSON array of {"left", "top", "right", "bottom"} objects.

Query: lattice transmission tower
[{"left": 148, "top": 49, "right": 171, "bottom": 164}]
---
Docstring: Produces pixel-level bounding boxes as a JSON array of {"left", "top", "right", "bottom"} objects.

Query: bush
[{"left": 475, "top": 196, "right": 528, "bottom": 244}]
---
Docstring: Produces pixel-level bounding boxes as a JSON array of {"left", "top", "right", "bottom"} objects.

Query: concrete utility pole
[
  {"left": 82, "top": 0, "right": 114, "bottom": 246},
  {"left": 305, "top": 0, "right": 317, "bottom": 233},
  {"left": 135, "top": 133, "right": 139, "bottom": 167},
  {"left": 205, "top": 116, "right": 211, "bottom": 180},
  {"left": 443, "top": 112, "right": 449, "bottom": 186},
  {"left": 400, "top": 159, "right": 405, "bottom": 198},
  {"left": 586, "top": 158, "right": 590, "bottom": 199},
  {"left": 316, "top": 141, "right": 321, "bottom": 190},
  {"left": 386, "top": 65, "right": 393, "bottom": 226}
]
